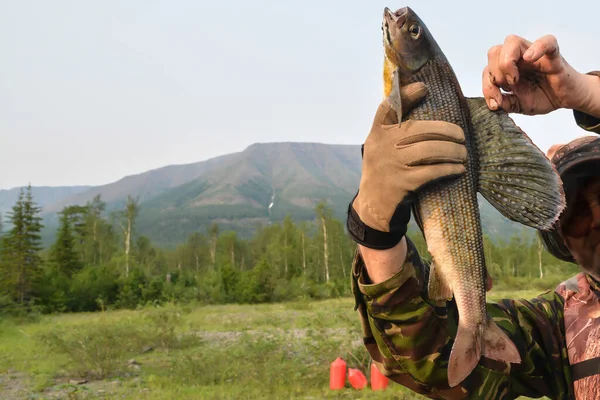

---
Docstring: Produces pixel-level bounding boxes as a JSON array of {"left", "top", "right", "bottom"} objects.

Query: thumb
[
  {"left": 372, "top": 82, "right": 428, "bottom": 128},
  {"left": 372, "top": 99, "right": 399, "bottom": 128}
]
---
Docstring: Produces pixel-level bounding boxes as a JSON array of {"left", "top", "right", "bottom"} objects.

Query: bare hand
[{"left": 482, "top": 34, "right": 588, "bottom": 115}]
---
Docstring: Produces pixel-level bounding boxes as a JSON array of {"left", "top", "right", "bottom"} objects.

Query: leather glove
[{"left": 347, "top": 83, "right": 467, "bottom": 249}]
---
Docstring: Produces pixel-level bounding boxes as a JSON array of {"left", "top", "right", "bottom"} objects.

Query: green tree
[
  {"left": 50, "top": 208, "right": 81, "bottom": 277},
  {"left": 208, "top": 222, "right": 219, "bottom": 269},
  {"left": 83, "top": 195, "right": 108, "bottom": 264},
  {"left": 0, "top": 185, "right": 44, "bottom": 304},
  {"left": 181, "top": 232, "right": 208, "bottom": 272}
]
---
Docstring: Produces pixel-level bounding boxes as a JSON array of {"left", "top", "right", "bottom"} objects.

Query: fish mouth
[{"left": 383, "top": 6, "right": 409, "bottom": 29}]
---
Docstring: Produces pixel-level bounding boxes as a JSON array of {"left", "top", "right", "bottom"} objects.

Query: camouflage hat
[{"left": 538, "top": 135, "right": 600, "bottom": 263}]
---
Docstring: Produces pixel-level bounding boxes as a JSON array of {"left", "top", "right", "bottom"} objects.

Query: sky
[{"left": 1, "top": 0, "right": 599, "bottom": 190}]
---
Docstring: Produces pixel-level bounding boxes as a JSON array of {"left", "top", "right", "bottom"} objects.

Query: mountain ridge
[{"left": 2, "top": 142, "right": 535, "bottom": 247}]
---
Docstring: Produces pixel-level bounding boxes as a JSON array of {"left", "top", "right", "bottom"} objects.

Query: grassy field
[{"left": 0, "top": 290, "right": 550, "bottom": 399}]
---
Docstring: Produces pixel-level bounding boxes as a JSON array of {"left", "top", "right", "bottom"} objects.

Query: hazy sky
[{"left": 1, "top": 0, "right": 599, "bottom": 190}]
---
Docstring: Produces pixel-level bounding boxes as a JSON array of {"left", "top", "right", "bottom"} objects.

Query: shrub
[{"left": 36, "top": 316, "right": 146, "bottom": 379}]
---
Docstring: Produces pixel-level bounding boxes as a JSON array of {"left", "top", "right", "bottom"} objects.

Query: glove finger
[
  {"left": 398, "top": 140, "right": 468, "bottom": 166},
  {"left": 400, "top": 82, "right": 428, "bottom": 114},
  {"left": 372, "top": 100, "right": 399, "bottom": 128},
  {"left": 404, "top": 163, "right": 466, "bottom": 191},
  {"left": 377, "top": 83, "right": 428, "bottom": 128},
  {"left": 392, "top": 120, "right": 465, "bottom": 144}
]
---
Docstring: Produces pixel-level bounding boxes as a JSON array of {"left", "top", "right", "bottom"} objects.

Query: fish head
[{"left": 382, "top": 7, "right": 436, "bottom": 76}]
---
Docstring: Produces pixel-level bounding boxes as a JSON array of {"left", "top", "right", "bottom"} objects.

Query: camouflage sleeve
[
  {"left": 573, "top": 71, "right": 600, "bottom": 134},
  {"left": 351, "top": 236, "right": 574, "bottom": 399}
]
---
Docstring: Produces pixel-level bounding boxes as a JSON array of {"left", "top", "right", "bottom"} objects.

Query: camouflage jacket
[
  {"left": 351, "top": 237, "right": 600, "bottom": 400},
  {"left": 350, "top": 90, "right": 600, "bottom": 400}
]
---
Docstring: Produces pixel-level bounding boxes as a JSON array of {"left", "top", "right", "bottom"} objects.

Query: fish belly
[{"left": 417, "top": 177, "right": 486, "bottom": 327}]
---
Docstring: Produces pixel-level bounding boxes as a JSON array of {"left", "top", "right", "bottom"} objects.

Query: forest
[{"left": 0, "top": 185, "right": 580, "bottom": 316}]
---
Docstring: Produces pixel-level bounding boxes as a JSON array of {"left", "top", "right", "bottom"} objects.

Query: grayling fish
[{"left": 381, "top": 6, "right": 566, "bottom": 387}]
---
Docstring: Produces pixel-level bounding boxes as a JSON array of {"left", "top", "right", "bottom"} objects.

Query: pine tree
[
  {"left": 1, "top": 185, "right": 44, "bottom": 304},
  {"left": 50, "top": 208, "right": 81, "bottom": 277}
]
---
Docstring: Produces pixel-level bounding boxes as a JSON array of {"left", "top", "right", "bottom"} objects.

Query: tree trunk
[
  {"left": 302, "top": 232, "right": 306, "bottom": 276},
  {"left": 209, "top": 240, "right": 216, "bottom": 269},
  {"left": 230, "top": 243, "right": 235, "bottom": 267},
  {"left": 124, "top": 218, "right": 131, "bottom": 277},
  {"left": 321, "top": 216, "right": 329, "bottom": 282},
  {"left": 339, "top": 245, "right": 346, "bottom": 279},
  {"left": 284, "top": 231, "right": 288, "bottom": 278},
  {"left": 194, "top": 252, "right": 200, "bottom": 272}
]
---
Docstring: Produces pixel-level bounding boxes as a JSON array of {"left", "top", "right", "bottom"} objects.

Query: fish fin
[
  {"left": 467, "top": 97, "right": 566, "bottom": 230},
  {"left": 485, "top": 270, "right": 493, "bottom": 292},
  {"left": 482, "top": 318, "right": 522, "bottom": 364},
  {"left": 447, "top": 324, "right": 482, "bottom": 387},
  {"left": 388, "top": 68, "right": 403, "bottom": 121},
  {"left": 428, "top": 262, "right": 453, "bottom": 300}
]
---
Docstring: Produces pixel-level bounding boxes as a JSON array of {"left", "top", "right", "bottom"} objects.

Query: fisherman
[{"left": 347, "top": 34, "right": 600, "bottom": 399}]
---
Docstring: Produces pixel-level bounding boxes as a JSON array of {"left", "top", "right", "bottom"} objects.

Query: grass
[{"left": 0, "top": 290, "right": 553, "bottom": 399}]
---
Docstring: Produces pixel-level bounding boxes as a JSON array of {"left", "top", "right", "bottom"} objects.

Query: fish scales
[{"left": 403, "top": 56, "right": 488, "bottom": 327}]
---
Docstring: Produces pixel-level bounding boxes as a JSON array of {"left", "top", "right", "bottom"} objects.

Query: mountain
[
  {"left": 42, "top": 153, "right": 239, "bottom": 214},
  {"left": 0, "top": 185, "right": 90, "bottom": 217},
  {"left": 135, "top": 143, "right": 363, "bottom": 245},
  {"left": 32, "top": 142, "right": 534, "bottom": 247}
]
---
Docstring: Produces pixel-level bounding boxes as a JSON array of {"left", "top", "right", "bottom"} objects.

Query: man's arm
[
  {"left": 573, "top": 71, "right": 600, "bottom": 133},
  {"left": 357, "top": 239, "right": 407, "bottom": 284},
  {"left": 352, "top": 237, "right": 573, "bottom": 399}
]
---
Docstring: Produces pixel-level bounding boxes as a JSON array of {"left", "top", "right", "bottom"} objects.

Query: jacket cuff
[{"left": 573, "top": 71, "right": 600, "bottom": 134}]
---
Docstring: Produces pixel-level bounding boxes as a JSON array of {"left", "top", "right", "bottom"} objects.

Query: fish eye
[{"left": 409, "top": 24, "right": 421, "bottom": 39}]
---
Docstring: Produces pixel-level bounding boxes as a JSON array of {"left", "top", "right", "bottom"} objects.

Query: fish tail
[
  {"left": 447, "top": 324, "right": 482, "bottom": 387},
  {"left": 482, "top": 318, "right": 522, "bottom": 365},
  {"left": 447, "top": 319, "right": 521, "bottom": 387}
]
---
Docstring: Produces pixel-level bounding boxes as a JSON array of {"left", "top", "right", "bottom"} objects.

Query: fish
[{"left": 381, "top": 6, "right": 566, "bottom": 387}]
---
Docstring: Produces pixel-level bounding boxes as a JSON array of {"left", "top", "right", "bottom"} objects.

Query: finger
[
  {"left": 498, "top": 35, "right": 532, "bottom": 85},
  {"left": 487, "top": 45, "right": 509, "bottom": 92},
  {"left": 482, "top": 66, "right": 503, "bottom": 110},
  {"left": 372, "top": 99, "right": 398, "bottom": 127},
  {"left": 499, "top": 93, "right": 523, "bottom": 114},
  {"left": 393, "top": 120, "right": 465, "bottom": 143},
  {"left": 524, "top": 34, "right": 559, "bottom": 62},
  {"left": 399, "top": 140, "right": 468, "bottom": 167},
  {"left": 404, "top": 163, "right": 466, "bottom": 191},
  {"left": 400, "top": 82, "right": 428, "bottom": 114}
]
